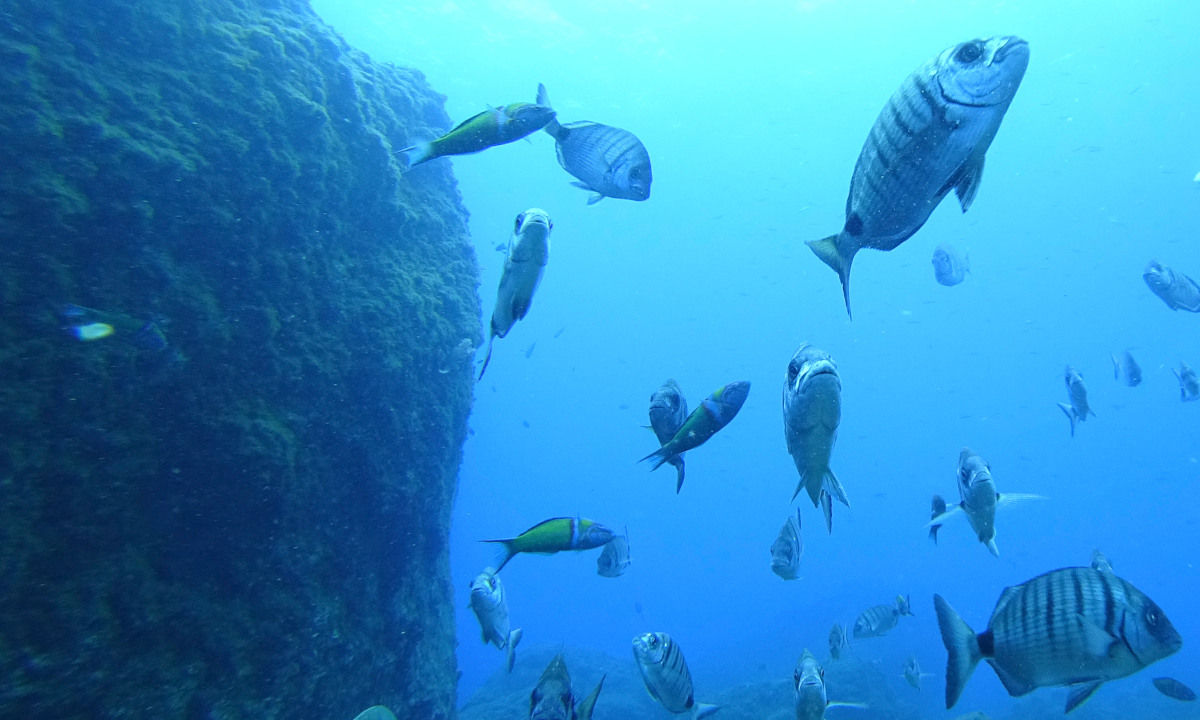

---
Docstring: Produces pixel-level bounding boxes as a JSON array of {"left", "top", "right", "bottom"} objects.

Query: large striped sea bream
[
  {"left": 632, "top": 632, "right": 718, "bottom": 718},
  {"left": 783, "top": 344, "right": 848, "bottom": 533},
  {"left": 935, "top": 563, "right": 1181, "bottom": 713},
  {"left": 536, "top": 83, "right": 652, "bottom": 204},
  {"left": 807, "top": 37, "right": 1029, "bottom": 317}
]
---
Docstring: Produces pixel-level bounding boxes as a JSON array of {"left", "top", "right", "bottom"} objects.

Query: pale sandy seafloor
[{"left": 458, "top": 644, "right": 1196, "bottom": 720}]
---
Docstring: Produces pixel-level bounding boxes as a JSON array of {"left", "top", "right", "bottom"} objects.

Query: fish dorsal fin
[
  {"left": 1065, "top": 681, "right": 1104, "bottom": 713},
  {"left": 953, "top": 156, "right": 985, "bottom": 211}
]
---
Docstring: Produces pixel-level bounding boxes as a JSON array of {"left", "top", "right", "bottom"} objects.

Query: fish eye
[
  {"left": 956, "top": 42, "right": 983, "bottom": 63},
  {"left": 1146, "top": 608, "right": 1160, "bottom": 626},
  {"left": 787, "top": 360, "right": 801, "bottom": 383},
  {"left": 514, "top": 213, "right": 525, "bottom": 232}
]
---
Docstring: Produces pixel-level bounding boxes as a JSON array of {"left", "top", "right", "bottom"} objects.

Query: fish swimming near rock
[
  {"left": 1057, "top": 365, "right": 1095, "bottom": 437},
  {"left": 59, "top": 303, "right": 170, "bottom": 350},
  {"left": 529, "top": 653, "right": 605, "bottom": 720},
  {"left": 640, "top": 381, "right": 750, "bottom": 475},
  {"left": 828, "top": 623, "right": 849, "bottom": 661},
  {"left": 400, "top": 102, "right": 555, "bottom": 168},
  {"left": 783, "top": 344, "right": 849, "bottom": 533},
  {"left": 1153, "top": 677, "right": 1197, "bottom": 702},
  {"left": 647, "top": 379, "right": 689, "bottom": 492},
  {"left": 929, "top": 494, "right": 947, "bottom": 543},
  {"left": 902, "top": 655, "right": 934, "bottom": 690},
  {"left": 535, "top": 84, "right": 652, "bottom": 204},
  {"left": 1111, "top": 350, "right": 1142, "bottom": 387},
  {"left": 854, "top": 595, "right": 912, "bottom": 639},
  {"left": 932, "top": 244, "right": 971, "bottom": 286},
  {"left": 479, "top": 209, "right": 553, "bottom": 380},
  {"left": 794, "top": 648, "right": 868, "bottom": 720},
  {"left": 1143, "top": 260, "right": 1200, "bottom": 312},
  {"left": 1173, "top": 362, "right": 1199, "bottom": 401},
  {"left": 468, "top": 568, "right": 523, "bottom": 672},
  {"left": 926, "top": 447, "right": 1044, "bottom": 557},
  {"left": 935, "top": 560, "right": 1182, "bottom": 713},
  {"left": 806, "top": 36, "right": 1029, "bottom": 317},
  {"left": 483, "top": 516, "right": 614, "bottom": 574},
  {"left": 770, "top": 509, "right": 804, "bottom": 580},
  {"left": 632, "top": 632, "right": 718, "bottom": 718},
  {"left": 596, "top": 529, "right": 631, "bottom": 578}
]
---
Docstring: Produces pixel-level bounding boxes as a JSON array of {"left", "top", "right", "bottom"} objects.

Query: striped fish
[
  {"left": 1111, "top": 349, "right": 1142, "bottom": 387},
  {"left": 536, "top": 84, "right": 652, "bottom": 204},
  {"left": 468, "top": 568, "right": 523, "bottom": 673},
  {"left": 853, "top": 594, "right": 912, "bottom": 639},
  {"left": 1174, "top": 362, "right": 1200, "bottom": 401},
  {"left": 1143, "top": 260, "right": 1200, "bottom": 312},
  {"left": 648, "top": 380, "right": 689, "bottom": 492},
  {"left": 828, "top": 623, "right": 848, "bottom": 661},
  {"left": 806, "top": 37, "right": 1029, "bottom": 317},
  {"left": 770, "top": 509, "right": 803, "bottom": 580},
  {"left": 596, "top": 529, "right": 631, "bottom": 578},
  {"left": 632, "top": 632, "right": 718, "bottom": 718},
  {"left": 640, "top": 381, "right": 750, "bottom": 475},
  {"left": 1057, "top": 366, "right": 1095, "bottom": 437},
  {"left": 935, "top": 564, "right": 1182, "bottom": 713},
  {"left": 484, "top": 516, "right": 614, "bottom": 573},
  {"left": 783, "top": 344, "right": 848, "bottom": 533}
]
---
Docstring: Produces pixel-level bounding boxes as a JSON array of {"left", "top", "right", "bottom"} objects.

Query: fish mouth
[{"left": 994, "top": 37, "right": 1029, "bottom": 62}]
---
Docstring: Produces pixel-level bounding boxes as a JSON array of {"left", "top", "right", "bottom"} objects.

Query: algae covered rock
[{"left": 0, "top": 0, "right": 476, "bottom": 718}]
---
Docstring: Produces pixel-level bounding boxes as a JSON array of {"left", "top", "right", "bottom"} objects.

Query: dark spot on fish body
[{"left": 845, "top": 213, "right": 863, "bottom": 236}]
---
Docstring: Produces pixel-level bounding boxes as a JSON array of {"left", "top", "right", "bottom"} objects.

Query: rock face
[{"left": 0, "top": 1, "right": 475, "bottom": 718}]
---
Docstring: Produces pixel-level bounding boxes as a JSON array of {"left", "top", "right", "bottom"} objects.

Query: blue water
[{"left": 313, "top": 2, "right": 1200, "bottom": 717}]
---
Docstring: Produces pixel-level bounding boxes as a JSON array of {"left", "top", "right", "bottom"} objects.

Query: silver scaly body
[
  {"left": 479, "top": 209, "right": 553, "bottom": 379},
  {"left": 770, "top": 509, "right": 803, "bottom": 580},
  {"left": 1057, "top": 366, "right": 1095, "bottom": 437},
  {"left": 468, "top": 569, "right": 522, "bottom": 673},
  {"left": 783, "top": 344, "right": 848, "bottom": 533},
  {"left": 632, "top": 632, "right": 718, "bottom": 718},
  {"left": 1174, "top": 362, "right": 1199, "bottom": 401},
  {"left": 648, "top": 380, "right": 689, "bottom": 492},
  {"left": 1143, "top": 260, "right": 1200, "bottom": 312}
]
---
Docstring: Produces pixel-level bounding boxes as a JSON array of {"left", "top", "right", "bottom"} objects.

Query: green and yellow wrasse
[
  {"left": 401, "top": 102, "right": 555, "bottom": 168},
  {"left": 484, "top": 517, "right": 614, "bottom": 573},
  {"left": 639, "top": 380, "right": 750, "bottom": 479}
]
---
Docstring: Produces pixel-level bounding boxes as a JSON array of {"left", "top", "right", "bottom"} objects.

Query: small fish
[
  {"left": 794, "top": 648, "right": 868, "bottom": 720},
  {"left": 1153, "top": 677, "right": 1197, "bottom": 702},
  {"left": 1057, "top": 366, "right": 1096, "bottom": 437},
  {"left": 632, "top": 632, "right": 718, "bottom": 718},
  {"left": 806, "top": 37, "right": 1029, "bottom": 316},
  {"left": 1111, "top": 350, "right": 1142, "bottom": 387},
  {"left": 640, "top": 381, "right": 750, "bottom": 475},
  {"left": 926, "top": 448, "right": 1045, "bottom": 557},
  {"left": 828, "top": 624, "right": 848, "bottom": 661},
  {"left": 1090, "top": 549, "right": 1114, "bottom": 574},
  {"left": 536, "top": 84, "right": 652, "bottom": 204},
  {"left": 68, "top": 321, "right": 115, "bottom": 341},
  {"left": 1173, "top": 362, "right": 1200, "bottom": 402},
  {"left": 400, "top": 102, "right": 555, "bottom": 168},
  {"left": 596, "top": 529, "right": 631, "bottom": 578},
  {"left": 529, "top": 653, "right": 605, "bottom": 720},
  {"left": 1143, "top": 260, "right": 1200, "bottom": 312},
  {"left": 936, "top": 560, "right": 1181, "bottom": 713},
  {"left": 929, "top": 494, "right": 947, "bottom": 543},
  {"left": 483, "top": 516, "right": 614, "bottom": 573},
  {"left": 479, "top": 209, "right": 553, "bottom": 380},
  {"left": 468, "top": 568, "right": 523, "bottom": 672},
  {"left": 932, "top": 244, "right": 970, "bottom": 286},
  {"left": 783, "top": 344, "right": 849, "bottom": 533},
  {"left": 853, "top": 595, "right": 912, "bottom": 639},
  {"left": 59, "top": 303, "right": 169, "bottom": 349},
  {"left": 770, "top": 509, "right": 804, "bottom": 580},
  {"left": 647, "top": 380, "right": 689, "bottom": 492},
  {"left": 902, "top": 655, "right": 934, "bottom": 690}
]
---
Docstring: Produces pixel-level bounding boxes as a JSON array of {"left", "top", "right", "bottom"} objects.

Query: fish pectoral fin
[
  {"left": 1057, "top": 402, "right": 1077, "bottom": 437},
  {"left": 952, "top": 156, "right": 986, "bottom": 212},
  {"left": 925, "top": 506, "right": 964, "bottom": 528},
  {"left": 1074, "top": 613, "right": 1120, "bottom": 658},
  {"left": 996, "top": 492, "right": 1047, "bottom": 509},
  {"left": 693, "top": 702, "right": 720, "bottom": 719},
  {"left": 1065, "top": 681, "right": 1104, "bottom": 713},
  {"left": 826, "top": 700, "right": 869, "bottom": 710}
]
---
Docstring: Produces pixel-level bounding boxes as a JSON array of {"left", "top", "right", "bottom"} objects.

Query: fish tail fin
[
  {"left": 585, "top": 192, "right": 605, "bottom": 205},
  {"left": 806, "top": 233, "right": 855, "bottom": 319},
  {"left": 535, "top": 83, "right": 561, "bottom": 136},
  {"left": 638, "top": 445, "right": 671, "bottom": 472},
  {"left": 477, "top": 335, "right": 496, "bottom": 381},
  {"left": 934, "top": 593, "right": 983, "bottom": 710},
  {"left": 821, "top": 491, "right": 834, "bottom": 534},
  {"left": 576, "top": 674, "right": 605, "bottom": 720},
  {"left": 1057, "top": 402, "right": 1076, "bottom": 437},
  {"left": 692, "top": 702, "right": 720, "bottom": 719},
  {"left": 671, "top": 457, "right": 685, "bottom": 493},
  {"left": 398, "top": 141, "right": 432, "bottom": 170},
  {"left": 505, "top": 628, "right": 523, "bottom": 673},
  {"left": 482, "top": 539, "right": 516, "bottom": 573}
]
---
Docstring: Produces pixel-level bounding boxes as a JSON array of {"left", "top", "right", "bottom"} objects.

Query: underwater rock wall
[{"left": 0, "top": 1, "right": 475, "bottom": 718}]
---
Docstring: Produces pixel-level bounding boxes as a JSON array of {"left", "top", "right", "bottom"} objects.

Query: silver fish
[
  {"left": 1144, "top": 260, "right": 1200, "bottom": 312},
  {"left": 926, "top": 448, "right": 1045, "bottom": 557},
  {"left": 468, "top": 568, "right": 523, "bottom": 673},
  {"left": 794, "top": 648, "right": 867, "bottom": 720},
  {"left": 936, "top": 563, "right": 1182, "bottom": 713},
  {"left": 596, "top": 529, "right": 631, "bottom": 578},
  {"left": 1173, "top": 362, "right": 1199, "bottom": 401},
  {"left": 783, "top": 344, "right": 849, "bottom": 533},
  {"left": 932, "top": 244, "right": 970, "bottom": 286},
  {"left": 853, "top": 594, "right": 912, "bottom": 639},
  {"left": 1153, "top": 677, "right": 1197, "bottom": 702},
  {"left": 648, "top": 380, "right": 689, "bottom": 492},
  {"left": 1111, "top": 349, "right": 1142, "bottom": 387},
  {"left": 807, "top": 37, "right": 1029, "bottom": 316},
  {"left": 929, "top": 494, "right": 947, "bottom": 544},
  {"left": 529, "top": 654, "right": 604, "bottom": 720},
  {"left": 536, "top": 84, "right": 651, "bottom": 204},
  {"left": 903, "top": 655, "right": 933, "bottom": 690},
  {"left": 828, "top": 623, "right": 848, "bottom": 661},
  {"left": 632, "top": 632, "right": 718, "bottom": 718},
  {"left": 770, "top": 509, "right": 804, "bottom": 580},
  {"left": 1057, "top": 365, "right": 1095, "bottom": 437},
  {"left": 479, "top": 209, "right": 553, "bottom": 379}
]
